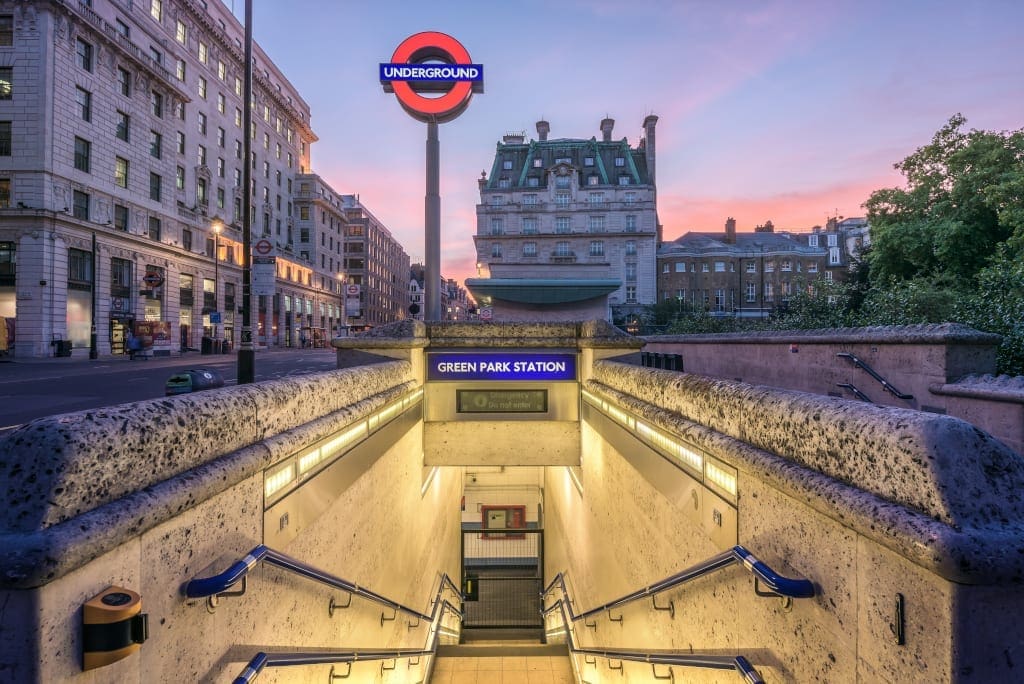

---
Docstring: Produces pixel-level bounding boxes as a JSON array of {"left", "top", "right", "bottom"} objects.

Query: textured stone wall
[{"left": 544, "top": 358, "right": 1024, "bottom": 681}]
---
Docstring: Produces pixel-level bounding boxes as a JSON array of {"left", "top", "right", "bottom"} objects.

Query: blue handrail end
[
  {"left": 735, "top": 655, "right": 765, "bottom": 684},
  {"left": 233, "top": 652, "right": 268, "bottom": 684}
]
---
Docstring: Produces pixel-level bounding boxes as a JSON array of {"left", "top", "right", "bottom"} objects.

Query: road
[{"left": 0, "top": 347, "right": 387, "bottom": 435}]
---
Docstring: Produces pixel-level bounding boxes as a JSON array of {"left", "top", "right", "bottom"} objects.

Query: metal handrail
[
  {"left": 545, "top": 597, "right": 764, "bottom": 684},
  {"left": 542, "top": 545, "right": 814, "bottom": 623},
  {"left": 836, "top": 352, "right": 913, "bottom": 400},
  {"left": 184, "top": 545, "right": 463, "bottom": 683},
  {"left": 231, "top": 598, "right": 462, "bottom": 684},
  {"left": 837, "top": 382, "right": 873, "bottom": 402},
  {"left": 184, "top": 544, "right": 461, "bottom": 623}
]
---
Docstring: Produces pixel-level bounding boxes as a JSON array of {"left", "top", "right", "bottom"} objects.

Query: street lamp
[{"left": 212, "top": 217, "right": 222, "bottom": 343}]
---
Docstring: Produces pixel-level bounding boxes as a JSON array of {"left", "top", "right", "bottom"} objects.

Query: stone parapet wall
[
  {"left": 642, "top": 323, "right": 1024, "bottom": 454},
  {"left": 0, "top": 360, "right": 415, "bottom": 587}
]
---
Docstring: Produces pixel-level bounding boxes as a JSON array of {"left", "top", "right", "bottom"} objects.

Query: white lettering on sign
[
  {"left": 513, "top": 361, "right": 566, "bottom": 373},
  {"left": 435, "top": 360, "right": 567, "bottom": 375}
]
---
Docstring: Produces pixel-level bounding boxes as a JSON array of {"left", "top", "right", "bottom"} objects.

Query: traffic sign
[{"left": 254, "top": 239, "right": 273, "bottom": 255}]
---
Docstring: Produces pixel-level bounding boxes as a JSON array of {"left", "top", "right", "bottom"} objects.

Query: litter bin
[
  {"left": 201, "top": 336, "right": 213, "bottom": 355},
  {"left": 165, "top": 368, "right": 225, "bottom": 395},
  {"left": 52, "top": 339, "right": 73, "bottom": 357}
]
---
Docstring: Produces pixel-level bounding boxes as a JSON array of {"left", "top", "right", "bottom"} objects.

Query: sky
[{"left": 240, "top": 0, "right": 1024, "bottom": 286}]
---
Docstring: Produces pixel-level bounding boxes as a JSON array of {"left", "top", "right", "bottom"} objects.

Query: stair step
[{"left": 437, "top": 643, "right": 568, "bottom": 658}]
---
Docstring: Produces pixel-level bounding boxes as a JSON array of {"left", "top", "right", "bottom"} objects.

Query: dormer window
[
  {"left": 532, "top": 158, "right": 542, "bottom": 168},
  {"left": 587, "top": 175, "right": 599, "bottom": 186},
  {"left": 584, "top": 157, "right": 594, "bottom": 166},
  {"left": 502, "top": 160, "right": 513, "bottom": 170},
  {"left": 555, "top": 176, "right": 570, "bottom": 189},
  {"left": 614, "top": 157, "right": 625, "bottom": 167}
]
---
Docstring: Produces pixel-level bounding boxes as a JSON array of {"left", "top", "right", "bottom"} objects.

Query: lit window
[
  {"left": 150, "top": 0, "right": 162, "bottom": 22},
  {"left": 218, "top": 61, "right": 226, "bottom": 80},
  {"left": 0, "top": 67, "right": 11, "bottom": 100},
  {"left": 114, "top": 157, "right": 128, "bottom": 188},
  {"left": 175, "top": 19, "right": 186, "bottom": 44},
  {"left": 198, "top": 77, "right": 207, "bottom": 99},
  {"left": 198, "top": 42, "right": 208, "bottom": 64},
  {"left": 175, "top": 58, "right": 186, "bottom": 81}
]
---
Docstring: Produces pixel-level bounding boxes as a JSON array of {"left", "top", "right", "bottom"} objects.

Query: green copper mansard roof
[{"left": 465, "top": 278, "right": 621, "bottom": 305}]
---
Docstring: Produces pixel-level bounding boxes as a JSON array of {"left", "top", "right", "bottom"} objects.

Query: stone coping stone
[
  {"left": 0, "top": 361, "right": 413, "bottom": 535},
  {"left": 591, "top": 360, "right": 1024, "bottom": 530},
  {"left": 930, "top": 374, "right": 1024, "bottom": 404},
  {"left": 331, "top": 319, "right": 642, "bottom": 351},
  {"left": 643, "top": 322, "right": 1002, "bottom": 345}
]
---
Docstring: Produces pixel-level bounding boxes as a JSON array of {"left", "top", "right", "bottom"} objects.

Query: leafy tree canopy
[{"left": 865, "top": 114, "right": 1024, "bottom": 283}]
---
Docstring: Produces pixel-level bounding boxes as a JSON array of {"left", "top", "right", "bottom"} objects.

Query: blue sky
[{"left": 239, "top": 0, "right": 1024, "bottom": 283}]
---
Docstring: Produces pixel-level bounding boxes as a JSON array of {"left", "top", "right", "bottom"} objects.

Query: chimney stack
[
  {"left": 600, "top": 117, "right": 615, "bottom": 142},
  {"left": 536, "top": 119, "right": 549, "bottom": 141},
  {"left": 643, "top": 114, "right": 658, "bottom": 185},
  {"left": 725, "top": 217, "right": 736, "bottom": 244}
]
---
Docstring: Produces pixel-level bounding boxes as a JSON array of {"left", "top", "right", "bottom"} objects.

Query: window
[
  {"left": 149, "top": 130, "right": 162, "bottom": 158},
  {"left": 677, "top": 289, "right": 686, "bottom": 301},
  {"left": 275, "top": 142, "right": 281, "bottom": 159},
  {"left": 151, "top": 90, "right": 163, "bottom": 117},
  {"left": 234, "top": 139, "right": 242, "bottom": 159},
  {"left": 490, "top": 243, "right": 502, "bottom": 258},
  {"left": 217, "top": 93, "right": 225, "bottom": 115},
  {"left": 625, "top": 214, "right": 637, "bottom": 232},
  {"left": 587, "top": 175, "right": 599, "bottom": 186},
  {"left": 782, "top": 281, "right": 792, "bottom": 297},
  {"left": 808, "top": 234, "right": 818, "bottom": 247},
  {"left": 765, "top": 260, "right": 775, "bottom": 273},
  {"left": 197, "top": 144, "right": 206, "bottom": 166},
  {"left": 217, "top": 158, "right": 224, "bottom": 178},
  {"left": 808, "top": 262, "right": 818, "bottom": 273},
  {"left": 114, "top": 156, "right": 128, "bottom": 188},
  {"left": 764, "top": 282, "right": 774, "bottom": 302},
  {"left": 522, "top": 194, "right": 537, "bottom": 205},
  {"left": 175, "top": 19, "right": 187, "bottom": 44},
  {"left": 111, "top": 110, "right": 129, "bottom": 142},
  {"left": 198, "top": 42, "right": 208, "bottom": 64},
  {"left": 555, "top": 192, "right": 570, "bottom": 206},
  {"left": 173, "top": 131, "right": 184, "bottom": 155},
  {"left": 663, "top": 263, "right": 669, "bottom": 274},
  {"left": 497, "top": 177, "right": 510, "bottom": 189},
  {"left": 112, "top": 258, "right": 133, "bottom": 296},
  {"left": 299, "top": 206, "right": 310, "bottom": 221},
  {"left": 702, "top": 262, "right": 709, "bottom": 272},
  {"left": 175, "top": 165, "right": 185, "bottom": 190},
  {"left": 522, "top": 217, "right": 537, "bottom": 235},
  {"left": 0, "top": 14, "right": 12, "bottom": 46},
  {"left": 150, "top": 46, "right": 162, "bottom": 64},
  {"left": 72, "top": 190, "right": 89, "bottom": 219},
  {"left": 74, "top": 87, "right": 91, "bottom": 121},
  {"left": 554, "top": 241, "right": 570, "bottom": 257},
  {"left": 0, "top": 121, "right": 10, "bottom": 156},
  {"left": 625, "top": 286, "right": 637, "bottom": 303},
  {"left": 590, "top": 240, "right": 604, "bottom": 256},
  {"left": 827, "top": 234, "right": 838, "bottom": 247},
  {"left": 523, "top": 241, "right": 537, "bottom": 257},
  {"left": 490, "top": 195, "right": 504, "bottom": 206},
  {"left": 715, "top": 289, "right": 726, "bottom": 311},
  {"left": 555, "top": 176, "right": 570, "bottom": 189},
  {"left": 625, "top": 240, "right": 636, "bottom": 256},
  {"left": 714, "top": 261, "right": 725, "bottom": 272},
  {"left": 233, "top": 168, "right": 241, "bottom": 188},
  {"left": 76, "top": 38, "right": 93, "bottom": 71},
  {"left": 198, "top": 112, "right": 207, "bottom": 135},
  {"left": 674, "top": 262, "right": 685, "bottom": 272},
  {"left": 584, "top": 156, "right": 594, "bottom": 167},
  {"left": 73, "top": 137, "right": 90, "bottom": 172},
  {"left": 825, "top": 270, "right": 833, "bottom": 283},
  {"left": 263, "top": 132, "right": 269, "bottom": 149},
  {"left": 502, "top": 159, "right": 512, "bottom": 170},
  {"left": 234, "top": 107, "right": 242, "bottom": 127},
  {"left": 555, "top": 217, "right": 571, "bottom": 234},
  {"left": 614, "top": 157, "right": 625, "bottom": 167},
  {"left": 117, "top": 67, "right": 131, "bottom": 96},
  {"left": 234, "top": 76, "right": 242, "bottom": 97},
  {"left": 68, "top": 248, "right": 92, "bottom": 283},
  {"left": 746, "top": 262, "right": 756, "bottom": 273},
  {"left": 625, "top": 263, "right": 637, "bottom": 281},
  {"left": 829, "top": 247, "right": 841, "bottom": 265},
  {"left": 150, "top": 0, "right": 162, "bottom": 22},
  {"left": 489, "top": 218, "right": 503, "bottom": 235},
  {"left": 218, "top": 61, "right": 226, "bottom": 80},
  {"left": 781, "top": 259, "right": 792, "bottom": 272},
  {"left": 262, "top": 160, "right": 269, "bottom": 178},
  {"left": 196, "top": 177, "right": 207, "bottom": 205},
  {"left": 262, "top": 104, "right": 270, "bottom": 122},
  {"left": 0, "top": 67, "right": 11, "bottom": 100},
  {"left": 216, "top": 187, "right": 225, "bottom": 209},
  {"left": 532, "top": 158, "right": 542, "bottom": 168},
  {"left": 149, "top": 172, "right": 161, "bottom": 201},
  {"left": 588, "top": 192, "right": 604, "bottom": 204},
  {"left": 182, "top": 229, "right": 192, "bottom": 252},
  {"left": 198, "top": 76, "right": 207, "bottom": 99},
  {"left": 746, "top": 281, "right": 756, "bottom": 302},
  {"left": 618, "top": 176, "right": 631, "bottom": 186},
  {"left": 175, "top": 58, "right": 186, "bottom": 81},
  {"left": 113, "top": 204, "right": 128, "bottom": 231},
  {"left": 217, "top": 127, "right": 225, "bottom": 148},
  {"left": 148, "top": 216, "right": 161, "bottom": 241}
]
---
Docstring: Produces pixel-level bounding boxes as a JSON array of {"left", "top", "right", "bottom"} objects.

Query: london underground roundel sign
[{"left": 380, "top": 32, "right": 484, "bottom": 123}]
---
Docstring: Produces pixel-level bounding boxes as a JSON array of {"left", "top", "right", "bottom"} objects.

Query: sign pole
[
  {"left": 426, "top": 121, "right": 441, "bottom": 321},
  {"left": 237, "top": 0, "right": 255, "bottom": 383}
]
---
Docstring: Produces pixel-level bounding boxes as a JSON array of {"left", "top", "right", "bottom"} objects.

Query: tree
[{"left": 865, "top": 114, "right": 1024, "bottom": 283}]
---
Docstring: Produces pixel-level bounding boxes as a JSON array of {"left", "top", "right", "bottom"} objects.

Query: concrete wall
[
  {"left": 642, "top": 324, "right": 1024, "bottom": 455},
  {"left": 0, "top": 360, "right": 461, "bottom": 683},
  {"left": 543, "top": 359, "right": 1024, "bottom": 682}
]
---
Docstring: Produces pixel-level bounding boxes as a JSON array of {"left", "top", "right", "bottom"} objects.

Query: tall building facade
[
  {"left": 0, "top": 1, "right": 408, "bottom": 357},
  {"left": 468, "top": 116, "right": 659, "bottom": 322},
  {"left": 341, "top": 195, "right": 409, "bottom": 330},
  {"left": 656, "top": 217, "right": 869, "bottom": 317}
]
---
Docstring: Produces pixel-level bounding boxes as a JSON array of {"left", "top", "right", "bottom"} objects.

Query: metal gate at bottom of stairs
[{"left": 461, "top": 529, "right": 543, "bottom": 630}]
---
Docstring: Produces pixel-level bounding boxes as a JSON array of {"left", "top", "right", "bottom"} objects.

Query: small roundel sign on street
[
  {"left": 254, "top": 239, "right": 273, "bottom": 255},
  {"left": 380, "top": 32, "right": 484, "bottom": 123}
]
